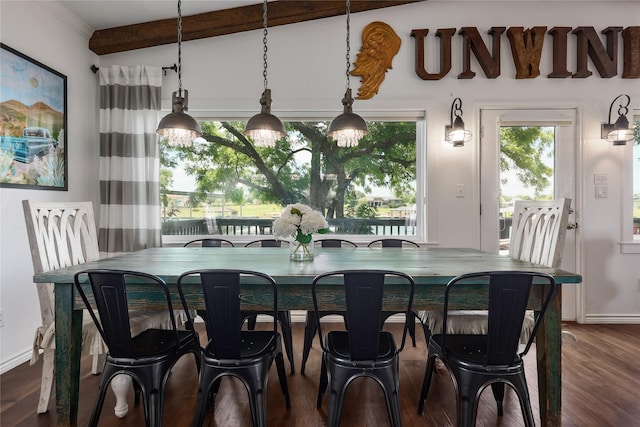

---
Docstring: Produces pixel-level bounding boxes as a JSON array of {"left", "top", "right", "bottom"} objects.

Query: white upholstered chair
[
  {"left": 418, "top": 198, "right": 571, "bottom": 341},
  {"left": 22, "top": 200, "right": 174, "bottom": 416}
]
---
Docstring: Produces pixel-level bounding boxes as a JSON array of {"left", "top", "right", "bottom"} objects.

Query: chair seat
[
  {"left": 431, "top": 334, "right": 523, "bottom": 366},
  {"left": 326, "top": 330, "right": 397, "bottom": 363},
  {"left": 203, "top": 330, "right": 280, "bottom": 361},
  {"left": 418, "top": 310, "right": 535, "bottom": 344},
  {"left": 126, "top": 328, "right": 196, "bottom": 359}
]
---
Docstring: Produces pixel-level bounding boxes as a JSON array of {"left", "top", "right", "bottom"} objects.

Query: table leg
[
  {"left": 55, "top": 282, "right": 82, "bottom": 427},
  {"left": 536, "top": 284, "right": 562, "bottom": 426}
]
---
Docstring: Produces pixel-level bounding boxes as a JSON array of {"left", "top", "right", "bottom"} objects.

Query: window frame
[{"left": 160, "top": 109, "right": 428, "bottom": 247}]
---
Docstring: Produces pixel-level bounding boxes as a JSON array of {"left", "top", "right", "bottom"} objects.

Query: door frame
[{"left": 476, "top": 104, "right": 584, "bottom": 321}]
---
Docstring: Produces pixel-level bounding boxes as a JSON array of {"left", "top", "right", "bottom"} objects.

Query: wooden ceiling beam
[{"left": 89, "top": 0, "right": 425, "bottom": 55}]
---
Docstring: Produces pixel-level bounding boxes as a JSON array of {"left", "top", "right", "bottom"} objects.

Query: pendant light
[
  {"left": 328, "top": 0, "right": 369, "bottom": 148},
  {"left": 245, "top": 0, "right": 286, "bottom": 148},
  {"left": 157, "top": 0, "right": 202, "bottom": 147}
]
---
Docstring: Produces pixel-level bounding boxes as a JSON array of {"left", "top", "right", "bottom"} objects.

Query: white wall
[
  {"left": 1, "top": 0, "right": 638, "bottom": 371},
  {"left": 0, "top": 1, "right": 100, "bottom": 372}
]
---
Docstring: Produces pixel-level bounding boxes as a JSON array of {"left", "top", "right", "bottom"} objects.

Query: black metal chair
[
  {"left": 183, "top": 238, "right": 235, "bottom": 247},
  {"left": 177, "top": 269, "right": 291, "bottom": 427},
  {"left": 300, "top": 238, "right": 357, "bottom": 374},
  {"left": 313, "top": 270, "right": 415, "bottom": 427},
  {"left": 73, "top": 269, "right": 201, "bottom": 427},
  {"left": 367, "top": 238, "right": 420, "bottom": 347},
  {"left": 367, "top": 238, "right": 420, "bottom": 248},
  {"left": 244, "top": 238, "right": 289, "bottom": 247},
  {"left": 241, "top": 239, "right": 295, "bottom": 373},
  {"left": 314, "top": 238, "right": 358, "bottom": 248},
  {"left": 417, "top": 271, "right": 556, "bottom": 427}
]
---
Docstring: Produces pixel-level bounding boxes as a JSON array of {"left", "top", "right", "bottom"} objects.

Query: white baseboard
[
  {"left": 0, "top": 349, "right": 32, "bottom": 375},
  {"left": 582, "top": 314, "right": 640, "bottom": 324}
]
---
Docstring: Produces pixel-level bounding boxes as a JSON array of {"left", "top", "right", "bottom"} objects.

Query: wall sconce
[
  {"left": 445, "top": 98, "right": 472, "bottom": 147},
  {"left": 601, "top": 94, "right": 634, "bottom": 146}
]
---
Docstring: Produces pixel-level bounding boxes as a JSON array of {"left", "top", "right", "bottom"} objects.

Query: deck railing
[{"left": 162, "top": 217, "right": 416, "bottom": 236}]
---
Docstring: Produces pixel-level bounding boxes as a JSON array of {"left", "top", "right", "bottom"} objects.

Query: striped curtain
[{"left": 98, "top": 65, "right": 163, "bottom": 257}]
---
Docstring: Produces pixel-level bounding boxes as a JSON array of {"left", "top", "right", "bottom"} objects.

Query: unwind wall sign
[{"left": 410, "top": 26, "right": 640, "bottom": 80}]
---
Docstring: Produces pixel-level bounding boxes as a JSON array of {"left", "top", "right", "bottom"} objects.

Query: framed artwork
[{"left": 0, "top": 43, "right": 67, "bottom": 190}]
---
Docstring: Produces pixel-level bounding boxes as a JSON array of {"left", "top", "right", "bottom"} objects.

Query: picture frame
[{"left": 0, "top": 43, "right": 68, "bottom": 190}]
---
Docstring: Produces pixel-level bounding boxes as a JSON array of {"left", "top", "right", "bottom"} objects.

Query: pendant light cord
[
  {"left": 177, "top": 0, "right": 183, "bottom": 96},
  {"left": 345, "top": 0, "right": 351, "bottom": 91},
  {"left": 262, "top": 0, "right": 269, "bottom": 90}
]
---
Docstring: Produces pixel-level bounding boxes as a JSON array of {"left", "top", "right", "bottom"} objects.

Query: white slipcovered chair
[
  {"left": 418, "top": 198, "right": 571, "bottom": 341},
  {"left": 22, "top": 200, "right": 175, "bottom": 416}
]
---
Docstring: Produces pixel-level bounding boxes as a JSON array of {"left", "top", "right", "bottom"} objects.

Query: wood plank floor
[{"left": 2, "top": 322, "right": 640, "bottom": 426}]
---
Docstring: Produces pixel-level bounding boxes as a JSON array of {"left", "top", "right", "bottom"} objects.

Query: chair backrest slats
[
  {"left": 509, "top": 198, "right": 570, "bottom": 268},
  {"left": 442, "top": 271, "right": 555, "bottom": 361},
  {"left": 75, "top": 270, "right": 179, "bottom": 359},
  {"left": 201, "top": 271, "right": 242, "bottom": 359},
  {"left": 313, "top": 270, "right": 415, "bottom": 362},
  {"left": 177, "top": 269, "right": 278, "bottom": 360},
  {"left": 344, "top": 272, "right": 385, "bottom": 360}
]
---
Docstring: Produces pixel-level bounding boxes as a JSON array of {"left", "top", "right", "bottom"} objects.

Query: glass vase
[{"left": 290, "top": 236, "right": 314, "bottom": 262}]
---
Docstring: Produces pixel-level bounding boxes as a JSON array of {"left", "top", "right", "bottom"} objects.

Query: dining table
[{"left": 33, "top": 246, "right": 582, "bottom": 426}]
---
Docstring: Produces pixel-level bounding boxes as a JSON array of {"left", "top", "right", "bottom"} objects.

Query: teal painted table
[{"left": 34, "top": 247, "right": 581, "bottom": 426}]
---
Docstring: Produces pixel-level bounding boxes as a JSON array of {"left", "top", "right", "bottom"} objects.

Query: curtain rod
[{"left": 90, "top": 64, "right": 178, "bottom": 75}]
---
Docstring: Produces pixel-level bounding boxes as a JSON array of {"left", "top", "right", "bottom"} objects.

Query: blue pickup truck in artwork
[{"left": 0, "top": 127, "right": 58, "bottom": 163}]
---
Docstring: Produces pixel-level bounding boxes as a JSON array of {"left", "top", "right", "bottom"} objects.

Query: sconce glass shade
[
  {"left": 445, "top": 98, "right": 472, "bottom": 147},
  {"left": 328, "top": 89, "right": 369, "bottom": 147},
  {"left": 157, "top": 90, "right": 202, "bottom": 147},
  {"left": 601, "top": 94, "right": 633, "bottom": 146},
  {"left": 245, "top": 89, "right": 286, "bottom": 148}
]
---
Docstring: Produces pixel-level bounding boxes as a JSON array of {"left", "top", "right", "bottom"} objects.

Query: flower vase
[{"left": 290, "top": 237, "right": 314, "bottom": 262}]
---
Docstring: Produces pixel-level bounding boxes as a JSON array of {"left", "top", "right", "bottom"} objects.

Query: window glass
[{"left": 160, "top": 120, "right": 419, "bottom": 241}]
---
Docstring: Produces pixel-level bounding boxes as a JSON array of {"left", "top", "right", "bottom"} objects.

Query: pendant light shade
[
  {"left": 157, "top": 90, "right": 202, "bottom": 147},
  {"left": 157, "top": 0, "right": 201, "bottom": 147},
  {"left": 328, "top": 89, "right": 368, "bottom": 147},
  {"left": 245, "top": 89, "right": 285, "bottom": 148},
  {"left": 328, "top": 0, "right": 368, "bottom": 147},
  {"left": 245, "top": 0, "right": 285, "bottom": 148},
  {"left": 601, "top": 94, "right": 634, "bottom": 146}
]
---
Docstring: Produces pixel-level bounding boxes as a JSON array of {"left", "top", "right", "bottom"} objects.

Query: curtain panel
[{"left": 98, "top": 65, "right": 163, "bottom": 257}]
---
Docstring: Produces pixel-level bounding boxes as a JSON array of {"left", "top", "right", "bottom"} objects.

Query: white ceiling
[{"left": 59, "top": 0, "right": 259, "bottom": 31}]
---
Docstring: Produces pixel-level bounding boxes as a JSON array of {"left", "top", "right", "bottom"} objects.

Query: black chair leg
[
  {"left": 301, "top": 312, "right": 317, "bottom": 375},
  {"left": 491, "top": 382, "right": 506, "bottom": 416},
  {"left": 276, "top": 311, "right": 295, "bottom": 374},
  {"left": 317, "top": 357, "right": 328, "bottom": 409},
  {"left": 275, "top": 352, "right": 292, "bottom": 408},
  {"left": 418, "top": 354, "right": 437, "bottom": 415}
]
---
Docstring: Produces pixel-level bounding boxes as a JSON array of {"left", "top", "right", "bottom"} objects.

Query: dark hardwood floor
[{"left": 2, "top": 322, "right": 640, "bottom": 426}]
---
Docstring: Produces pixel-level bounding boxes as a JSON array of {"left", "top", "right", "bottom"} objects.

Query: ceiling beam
[{"left": 89, "top": 0, "right": 425, "bottom": 55}]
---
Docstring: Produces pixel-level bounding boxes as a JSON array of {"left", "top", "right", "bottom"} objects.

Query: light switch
[
  {"left": 595, "top": 185, "right": 608, "bottom": 198},
  {"left": 594, "top": 174, "right": 608, "bottom": 185},
  {"left": 456, "top": 184, "right": 465, "bottom": 198}
]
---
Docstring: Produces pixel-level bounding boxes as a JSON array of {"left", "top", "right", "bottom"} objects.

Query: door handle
[{"left": 567, "top": 222, "right": 578, "bottom": 230}]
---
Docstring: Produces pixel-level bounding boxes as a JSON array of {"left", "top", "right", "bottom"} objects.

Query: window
[{"left": 160, "top": 116, "right": 424, "bottom": 243}]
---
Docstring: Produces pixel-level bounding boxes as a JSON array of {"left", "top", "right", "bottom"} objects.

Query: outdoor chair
[
  {"left": 22, "top": 200, "right": 175, "bottom": 416},
  {"left": 183, "top": 238, "right": 235, "bottom": 247},
  {"left": 313, "top": 270, "right": 415, "bottom": 427},
  {"left": 417, "top": 271, "right": 556, "bottom": 426},
  {"left": 177, "top": 269, "right": 291, "bottom": 427},
  {"left": 74, "top": 269, "right": 201, "bottom": 427}
]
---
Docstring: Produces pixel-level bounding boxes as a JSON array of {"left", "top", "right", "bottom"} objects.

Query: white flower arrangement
[{"left": 273, "top": 203, "right": 330, "bottom": 245}]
